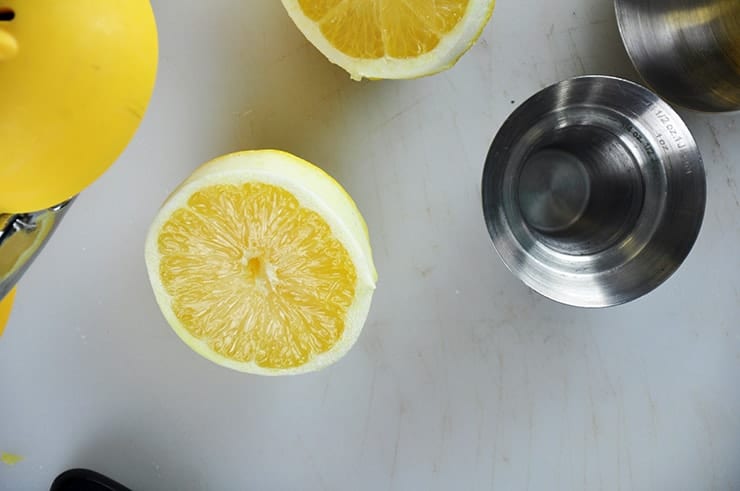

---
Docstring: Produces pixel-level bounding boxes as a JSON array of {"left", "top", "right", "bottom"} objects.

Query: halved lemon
[
  {"left": 145, "top": 150, "right": 376, "bottom": 375},
  {"left": 281, "top": 0, "right": 496, "bottom": 80}
]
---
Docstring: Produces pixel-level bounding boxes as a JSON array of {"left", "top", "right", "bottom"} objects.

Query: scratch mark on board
[
  {"left": 359, "top": 368, "right": 378, "bottom": 452},
  {"left": 566, "top": 28, "right": 586, "bottom": 74},
  {"left": 370, "top": 96, "right": 429, "bottom": 134},
  {"left": 390, "top": 402, "right": 404, "bottom": 484}
]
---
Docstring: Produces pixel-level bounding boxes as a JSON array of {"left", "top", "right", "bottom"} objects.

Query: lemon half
[
  {"left": 145, "top": 150, "right": 376, "bottom": 375},
  {"left": 281, "top": 0, "right": 496, "bottom": 80}
]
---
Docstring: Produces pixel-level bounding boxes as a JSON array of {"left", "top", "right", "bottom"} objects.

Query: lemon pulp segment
[{"left": 158, "top": 183, "right": 357, "bottom": 369}]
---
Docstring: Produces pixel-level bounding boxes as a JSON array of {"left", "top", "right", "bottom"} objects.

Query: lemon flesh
[
  {"left": 1, "top": 452, "right": 23, "bottom": 466},
  {"left": 146, "top": 151, "right": 376, "bottom": 375},
  {"left": 282, "top": 0, "right": 495, "bottom": 80}
]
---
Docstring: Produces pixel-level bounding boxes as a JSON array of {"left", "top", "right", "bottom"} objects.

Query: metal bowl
[
  {"left": 615, "top": 0, "right": 740, "bottom": 113},
  {"left": 0, "top": 200, "right": 72, "bottom": 300},
  {"left": 482, "top": 76, "right": 706, "bottom": 308}
]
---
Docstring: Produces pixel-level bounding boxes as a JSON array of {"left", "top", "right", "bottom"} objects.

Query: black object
[{"left": 51, "top": 469, "right": 131, "bottom": 491}]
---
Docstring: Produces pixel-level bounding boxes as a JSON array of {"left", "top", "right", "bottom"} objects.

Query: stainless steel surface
[
  {"left": 482, "top": 76, "right": 706, "bottom": 308},
  {"left": 615, "top": 0, "right": 740, "bottom": 113},
  {"left": 0, "top": 200, "right": 72, "bottom": 300}
]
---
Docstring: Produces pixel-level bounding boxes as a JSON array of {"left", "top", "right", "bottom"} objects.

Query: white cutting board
[{"left": 2, "top": 0, "right": 739, "bottom": 489}]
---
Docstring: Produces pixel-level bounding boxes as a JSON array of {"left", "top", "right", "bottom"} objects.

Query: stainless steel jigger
[
  {"left": 0, "top": 200, "right": 72, "bottom": 300},
  {"left": 615, "top": 0, "right": 740, "bottom": 113},
  {"left": 482, "top": 76, "right": 706, "bottom": 308}
]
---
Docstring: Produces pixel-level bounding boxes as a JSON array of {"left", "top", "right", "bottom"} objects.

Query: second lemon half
[{"left": 281, "top": 0, "right": 496, "bottom": 80}]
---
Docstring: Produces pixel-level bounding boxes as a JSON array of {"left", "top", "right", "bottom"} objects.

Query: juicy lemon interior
[
  {"left": 299, "top": 0, "right": 470, "bottom": 58},
  {"left": 158, "top": 183, "right": 357, "bottom": 369}
]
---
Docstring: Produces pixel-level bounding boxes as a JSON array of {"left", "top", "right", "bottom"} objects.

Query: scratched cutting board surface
[{"left": 2, "top": 1, "right": 739, "bottom": 490}]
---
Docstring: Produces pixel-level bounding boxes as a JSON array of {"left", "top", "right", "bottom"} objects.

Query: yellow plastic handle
[{"left": 0, "top": 28, "right": 17, "bottom": 60}]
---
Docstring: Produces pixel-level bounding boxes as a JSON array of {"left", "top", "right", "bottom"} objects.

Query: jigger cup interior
[
  {"left": 615, "top": 0, "right": 740, "bottom": 113},
  {"left": 482, "top": 76, "right": 706, "bottom": 308}
]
